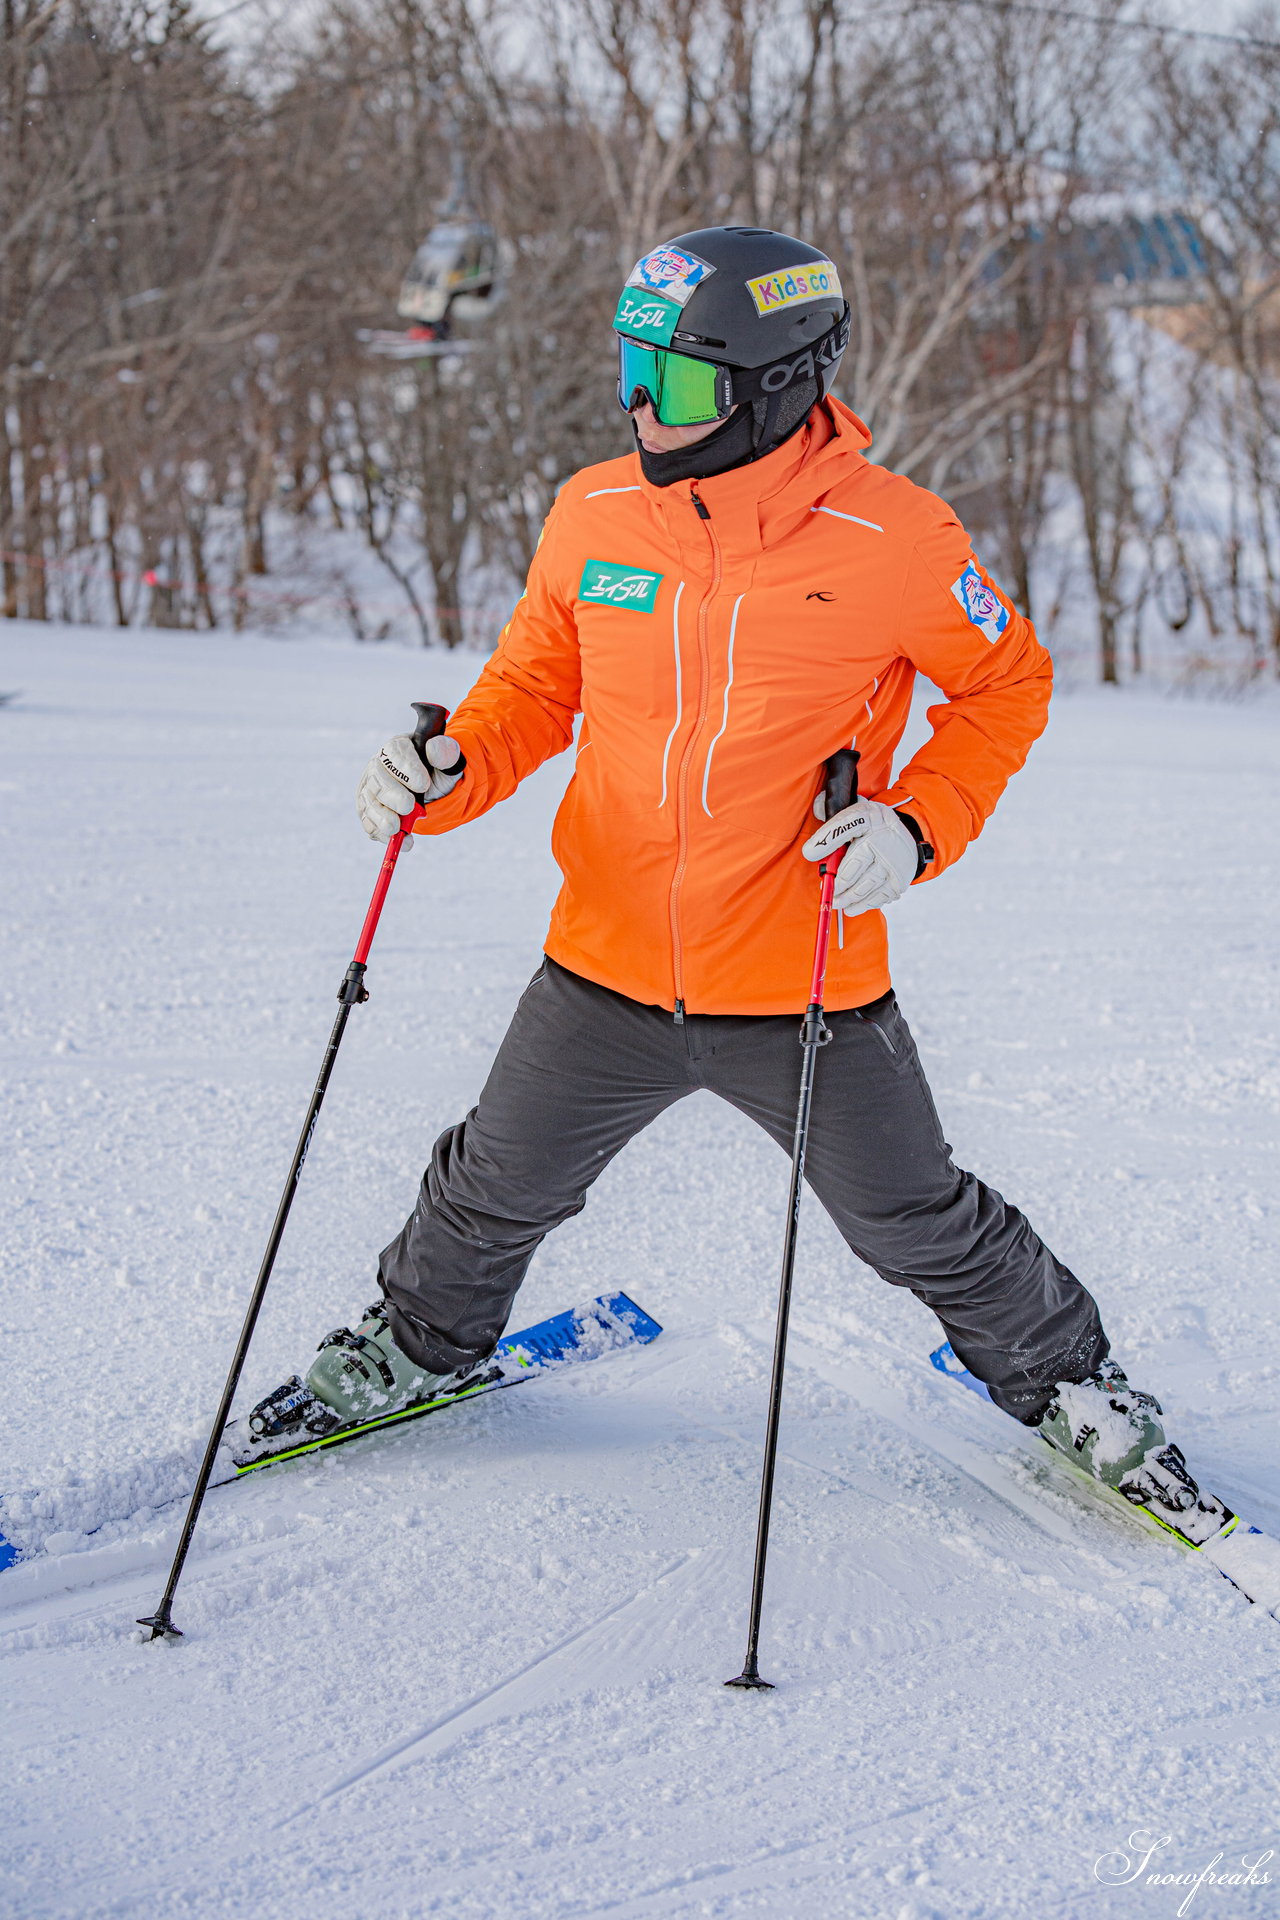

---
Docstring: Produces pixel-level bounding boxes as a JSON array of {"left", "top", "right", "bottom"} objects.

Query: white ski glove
[
  {"left": 801, "top": 797, "right": 921, "bottom": 915},
  {"left": 356, "top": 733, "right": 465, "bottom": 843}
]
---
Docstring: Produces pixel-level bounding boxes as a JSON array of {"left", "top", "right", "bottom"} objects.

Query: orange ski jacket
[{"left": 415, "top": 397, "right": 1052, "bottom": 1015}]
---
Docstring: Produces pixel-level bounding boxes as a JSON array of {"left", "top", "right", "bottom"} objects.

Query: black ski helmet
[{"left": 614, "top": 226, "right": 849, "bottom": 475}]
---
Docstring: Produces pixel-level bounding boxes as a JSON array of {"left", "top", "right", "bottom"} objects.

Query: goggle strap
[{"left": 722, "top": 307, "right": 851, "bottom": 404}]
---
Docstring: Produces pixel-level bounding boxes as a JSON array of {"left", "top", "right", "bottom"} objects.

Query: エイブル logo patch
[
  {"left": 950, "top": 563, "right": 1010, "bottom": 643},
  {"left": 579, "top": 559, "right": 664, "bottom": 613},
  {"left": 626, "top": 245, "right": 715, "bottom": 308},
  {"left": 746, "top": 260, "right": 842, "bottom": 315},
  {"left": 613, "top": 289, "right": 682, "bottom": 346}
]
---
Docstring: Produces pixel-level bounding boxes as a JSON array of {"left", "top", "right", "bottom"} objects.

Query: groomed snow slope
[{"left": 1, "top": 624, "right": 1278, "bottom": 1920}]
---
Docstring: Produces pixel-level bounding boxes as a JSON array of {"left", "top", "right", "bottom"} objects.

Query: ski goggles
[{"left": 617, "top": 336, "right": 733, "bottom": 426}]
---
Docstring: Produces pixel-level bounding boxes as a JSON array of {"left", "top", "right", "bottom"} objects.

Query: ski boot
[
  {"left": 1037, "top": 1361, "right": 1206, "bottom": 1519},
  {"left": 244, "top": 1299, "right": 462, "bottom": 1454}
]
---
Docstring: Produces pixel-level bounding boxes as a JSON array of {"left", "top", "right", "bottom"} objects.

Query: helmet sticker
[
  {"left": 613, "top": 288, "right": 683, "bottom": 345},
  {"left": 746, "top": 260, "right": 842, "bottom": 316},
  {"left": 626, "top": 245, "right": 716, "bottom": 308}
]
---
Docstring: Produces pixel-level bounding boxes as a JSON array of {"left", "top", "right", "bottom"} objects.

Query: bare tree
[
  {"left": 3, "top": 0, "right": 1276, "bottom": 687},
  {"left": 1151, "top": 10, "right": 1280, "bottom": 676}
]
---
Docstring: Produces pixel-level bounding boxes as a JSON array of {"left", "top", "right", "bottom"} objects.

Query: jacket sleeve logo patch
[
  {"left": 950, "top": 563, "right": 1010, "bottom": 643},
  {"left": 579, "top": 559, "right": 664, "bottom": 613},
  {"left": 613, "top": 289, "right": 682, "bottom": 346},
  {"left": 626, "top": 246, "right": 715, "bottom": 307},
  {"left": 746, "top": 260, "right": 842, "bottom": 315}
]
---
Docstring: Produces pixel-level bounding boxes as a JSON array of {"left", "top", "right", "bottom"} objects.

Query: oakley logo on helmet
[
  {"left": 822, "top": 311, "right": 851, "bottom": 362},
  {"left": 627, "top": 245, "right": 716, "bottom": 307},
  {"left": 761, "top": 350, "right": 816, "bottom": 392},
  {"left": 746, "top": 259, "right": 842, "bottom": 315},
  {"left": 756, "top": 309, "right": 850, "bottom": 388},
  {"left": 744, "top": 309, "right": 849, "bottom": 400}
]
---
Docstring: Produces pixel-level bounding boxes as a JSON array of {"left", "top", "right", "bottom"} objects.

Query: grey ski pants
[{"left": 380, "top": 957, "right": 1107, "bottom": 1421}]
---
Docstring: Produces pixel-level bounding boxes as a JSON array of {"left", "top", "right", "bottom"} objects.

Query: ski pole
[
  {"left": 725, "top": 745, "right": 860, "bottom": 1692},
  {"left": 137, "top": 702, "right": 461, "bottom": 1643}
]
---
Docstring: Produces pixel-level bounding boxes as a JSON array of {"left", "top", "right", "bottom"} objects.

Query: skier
[{"left": 264, "top": 226, "right": 1200, "bottom": 1524}]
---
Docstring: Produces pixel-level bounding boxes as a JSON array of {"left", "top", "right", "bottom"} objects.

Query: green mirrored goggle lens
[{"left": 617, "top": 337, "right": 727, "bottom": 425}]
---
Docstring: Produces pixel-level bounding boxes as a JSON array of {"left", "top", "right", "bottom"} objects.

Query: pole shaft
[
  {"left": 727, "top": 848, "right": 846, "bottom": 1687},
  {"left": 139, "top": 820, "right": 420, "bottom": 1637},
  {"left": 143, "top": 983, "right": 362, "bottom": 1627},
  {"left": 354, "top": 824, "right": 415, "bottom": 965},
  {"left": 737, "top": 1007, "right": 823, "bottom": 1672}
]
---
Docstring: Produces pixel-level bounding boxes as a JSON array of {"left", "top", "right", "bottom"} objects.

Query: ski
[
  {"left": 929, "top": 1341, "right": 1280, "bottom": 1619},
  {"left": 0, "top": 1292, "right": 662, "bottom": 1573}
]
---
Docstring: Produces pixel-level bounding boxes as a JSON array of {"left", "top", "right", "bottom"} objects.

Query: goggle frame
[{"left": 617, "top": 336, "right": 735, "bottom": 427}]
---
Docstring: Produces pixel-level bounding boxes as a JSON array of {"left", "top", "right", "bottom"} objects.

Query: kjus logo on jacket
[
  {"left": 950, "top": 564, "right": 1010, "bottom": 643},
  {"left": 579, "top": 559, "right": 664, "bottom": 612}
]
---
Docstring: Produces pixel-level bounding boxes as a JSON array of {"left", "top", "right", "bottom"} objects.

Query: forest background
[{"left": 2, "top": 0, "right": 1278, "bottom": 683}]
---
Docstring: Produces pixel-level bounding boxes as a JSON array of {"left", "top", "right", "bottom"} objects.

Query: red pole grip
[
  {"left": 351, "top": 701, "right": 450, "bottom": 967},
  {"left": 352, "top": 808, "right": 424, "bottom": 966},
  {"left": 807, "top": 844, "right": 847, "bottom": 1007}
]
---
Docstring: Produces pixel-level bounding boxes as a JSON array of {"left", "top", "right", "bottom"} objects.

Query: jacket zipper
[{"left": 668, "top": 483, "right": 720, "bottom": 1022}]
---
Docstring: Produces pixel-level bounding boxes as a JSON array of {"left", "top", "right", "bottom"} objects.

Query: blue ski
[
  {"left": 0, "top": 1293, "right": 662, "bottom": 1573},
  {"left": 929, "top": 1341, "right": 1280, "bottom": 1618}
]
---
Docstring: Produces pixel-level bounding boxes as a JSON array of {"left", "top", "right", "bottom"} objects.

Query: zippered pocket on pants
[{"left": 855, "top": 1010, "right": 898, "bottom": 1057}]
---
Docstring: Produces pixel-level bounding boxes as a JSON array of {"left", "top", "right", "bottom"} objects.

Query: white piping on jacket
[
  {"left": 584, "top": 486, "right": 643, "bottom": 499},
  {"left": 700, "top": 593, "right": 744, "bottom": 817},
  {"left": 658, "top": 581, "right": 686, "bottom": 808},
  {"left": 811, "top": 505, "right": 884, "bottom": 532}
]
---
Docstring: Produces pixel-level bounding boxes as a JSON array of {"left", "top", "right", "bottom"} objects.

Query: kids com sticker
[
  {"left": 950, "top": 563, "right": 1010, "bottom": 643},
  {"left": 626, "top": 246, "right": 715, "bottom": 307},
  {"left": 746, "top": 260, "right": 842, "bottom": 315}
]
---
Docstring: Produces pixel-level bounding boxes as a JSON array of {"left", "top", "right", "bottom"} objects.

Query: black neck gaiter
[
  {"left": 635, "top": 404, "right": 758, "bottom": 487},
  {"left": 635, "top": 379, "right": 821, "bottom": 487}
]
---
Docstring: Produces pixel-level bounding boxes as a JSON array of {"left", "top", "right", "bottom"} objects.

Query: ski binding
[
  {"left": 930, "top": 1341, "right": 1280, "bottom": 1619},
  {"left": 0, "top": 1292, "right": 662, "bottom": 1572}
]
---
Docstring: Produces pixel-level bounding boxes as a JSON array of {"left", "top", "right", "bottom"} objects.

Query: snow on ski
[
  {"left": 930, "top": 1341, "right": 1280, "bottom": 1619},
  {"left": 0, "top": 1293, "right": 661, "bottom": 1573}
]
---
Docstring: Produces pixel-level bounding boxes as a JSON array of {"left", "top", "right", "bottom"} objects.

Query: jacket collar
[{"left": 638, "top": 398, "right": 874, "bottom": 560}]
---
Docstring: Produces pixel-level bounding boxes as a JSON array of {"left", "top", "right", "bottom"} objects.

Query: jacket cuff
[{"left": 895, "top": 810, "right": 935, "bottom": 881}]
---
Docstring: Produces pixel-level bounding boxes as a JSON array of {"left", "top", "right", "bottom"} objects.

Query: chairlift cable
[{"left": 893, "top": 0, "right": 1280, "bottom": 54}]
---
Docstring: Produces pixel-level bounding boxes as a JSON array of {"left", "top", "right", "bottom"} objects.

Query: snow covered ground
[{"left": 2, "top": 622, "right": 1278, "bottom": 1920}]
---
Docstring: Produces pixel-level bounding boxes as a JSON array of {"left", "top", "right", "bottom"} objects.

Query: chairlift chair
[{"left": 363, "top": 218, "right": 501, "bottom": 359}]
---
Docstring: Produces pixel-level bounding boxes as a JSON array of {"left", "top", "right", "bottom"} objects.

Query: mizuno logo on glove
[
  {"left": 807, "top": 806, "right": 874, "bottom": 855},
  {"left": 379, "top": 749, "right": 414, "bottom": 791}
]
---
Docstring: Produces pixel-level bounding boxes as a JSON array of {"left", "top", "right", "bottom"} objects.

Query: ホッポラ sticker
[
  {"left": 613, "top": 289, "right": 682, "bottom": 346},
  {"left": 578, "top": 560, "right": 665, "bottom": 613},
  {"left": 950, "top": 563, "right": 1010, "bottom": 643},
  {"left": 626, "top": 245, "right": 715, "bottom": 308},
  {"left": 746, "top": 260, "right": 842, "bottom": 316}
]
